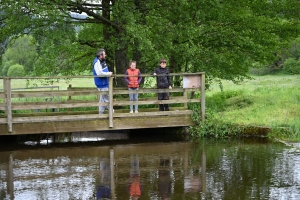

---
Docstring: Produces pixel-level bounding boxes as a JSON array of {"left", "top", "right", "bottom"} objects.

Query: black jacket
[{"left": 153, "top": 67, "right": 172, "bottom": 88}]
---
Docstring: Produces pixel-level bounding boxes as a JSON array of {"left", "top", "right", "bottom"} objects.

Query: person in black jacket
[{"left": 152, "top": 59, "right": 172, "bottom": 111}]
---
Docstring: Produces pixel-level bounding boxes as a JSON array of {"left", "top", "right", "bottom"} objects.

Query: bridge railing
[{"left": 0, "top": 73, "right": 205, "bottom": 133}]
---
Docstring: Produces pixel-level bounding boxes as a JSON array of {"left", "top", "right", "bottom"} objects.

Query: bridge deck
[{"left": 0, "top": 73, "right": 205, "bottom": 135}]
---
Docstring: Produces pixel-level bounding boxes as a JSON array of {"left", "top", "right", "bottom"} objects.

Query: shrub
[
  {"left": 189, "top": 107, "right": 242, "bottom": 138},
  {"left": 7, "top": 64, "right": 25, "bottom": 77},
  {"left": 283, "top": 58, "right": 300, "bottom": 74}
]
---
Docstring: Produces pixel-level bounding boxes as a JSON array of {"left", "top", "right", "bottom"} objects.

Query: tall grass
[{"left": 200, "top": 74, "right": 300, "bottom": 141}]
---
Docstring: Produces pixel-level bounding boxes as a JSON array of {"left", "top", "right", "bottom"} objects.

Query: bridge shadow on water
[{"left": 0, "top": 127, "right": 188, "bottom": 151}]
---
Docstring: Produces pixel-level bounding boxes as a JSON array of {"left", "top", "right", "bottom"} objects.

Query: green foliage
[
  {"left": 282, "top": 58, "right": 300, "bottom": 74},
  {"left": 1, "top": 0, "right": 300, "bottom": 82},
  {"left": 7, "top": 64, "right": 25, "bottom": 77},
  {"left": 1, "top": 60, "right": 14, "bottom": 76},
  {"left": 286, "top": 37, "right": 300, "bottom": 60},
  {"left": 189, "top": 107, "right": 242, "bottom": 139},
  {"left": 1, "top": 35, "right": 38, "bottom": 76}
]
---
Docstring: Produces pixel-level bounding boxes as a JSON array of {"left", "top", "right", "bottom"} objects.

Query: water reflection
[
  {"left": 96, "top": 158, "right": 111, "bottom": 199},
  {"left": 128, "top": 155, "right": 142, "bottom": 199},
  {"left": 0, "top": 138, "right": 300, "bottom": 199},
  {"left": 158, "top": 158, "right": 173, "bottom": 199}
]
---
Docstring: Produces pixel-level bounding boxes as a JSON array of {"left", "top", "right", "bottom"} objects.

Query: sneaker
[
  {"left": 130, "top": 110, "right": 133, "bottom": 113},
  {"left": 135, "top": 110, "right": 138, "bottom": 113}
]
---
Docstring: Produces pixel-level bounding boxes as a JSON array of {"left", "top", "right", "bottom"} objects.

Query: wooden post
[
  {"left": 200, "top": 74, "right": 206, "bottom": 122},
  {"left": 183, "top": 89, "right": 188, "bottom": 109},
  {"left": 4, "top": 78, "right": 12, "bottom": 133},
  {"left": 108, "top": 76, "right": 114, "bottom": 128},
  {"left": 67, "top": 84, "right": 72, "bottom": 111}
]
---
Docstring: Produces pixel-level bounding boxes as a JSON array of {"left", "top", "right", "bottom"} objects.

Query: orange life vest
[{"left": 126, "top": 68, "right": 140, "bottom": 88}]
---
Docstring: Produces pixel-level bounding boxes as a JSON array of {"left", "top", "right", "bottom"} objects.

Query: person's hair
[
  {"left": 159, "top": 58, "right": 167, "bottom": 63},
  {"left": 129, "top": 60, "right": 136, "bottom": 67},
  {"left": 96, "top": 48, "right": 105, "bottom": 57}
]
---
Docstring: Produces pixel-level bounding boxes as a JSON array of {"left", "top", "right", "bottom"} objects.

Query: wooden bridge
[{"left": 0, "top": 73, "right": 205, "bottom": 135}]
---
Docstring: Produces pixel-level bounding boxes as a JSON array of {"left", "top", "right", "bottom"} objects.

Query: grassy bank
[{"left": 200, "top": 74, "right": 300, "bottom": 141}]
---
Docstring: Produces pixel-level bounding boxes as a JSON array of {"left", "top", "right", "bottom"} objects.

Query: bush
[
  {"left": 283, "top": 58, "right": 300, "bottom": 74},
  {"left": 189, "top": 107, "right": 242, "bottom": 138},
  {"left": 7, "top": 64, "right": 26, "bottom": 77}
]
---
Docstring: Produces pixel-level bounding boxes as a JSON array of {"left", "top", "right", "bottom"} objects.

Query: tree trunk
[
  {"left": 103, "top": 0, "right": 114, "bottom": 72},
  {"left": 115, "top": 47, "right": 129, "bottom": 87},
  {"left": 133, "top": 41, "right": 146, "bottom": 85}
]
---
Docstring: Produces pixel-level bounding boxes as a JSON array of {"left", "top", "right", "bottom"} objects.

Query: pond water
[{"left": 0, "top": 131, "right": 300, "bottom": 200}]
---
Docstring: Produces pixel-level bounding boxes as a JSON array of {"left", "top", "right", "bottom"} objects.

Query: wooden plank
[
  {"left": 6, "top": 96, "right": 199, "bottom": 110},
  {"left": 113, "top": 98, "right": 200, "bottom": 106},
  {"left": 0, "top": 118, "right": 6, "bottom": 123},
  {"left": 10, "top": 101, "right": 109, "bottom": 110},
  {"left": 9, "top": 110, "right": 192, "bottom": 123},
  {"left": 111, "top": 87, "right": 199, "bottom": 95},
  {"left": 9, "top": 87, "right": 199, "bottom": 97},
  {"left": 0, "top": 107, "right": 188, "bottom": 120},
  {"left": 3, "top": 72, "right": 204, "bottom": 79},
  {"left": 0, "top": 114, "right": 193, "bottom": 135},
  {"left": 0, "top": 103, "right": 5, "bottom": 110},
  {"left": 10, "top": 90, "right": 104, "bottom": 98}
]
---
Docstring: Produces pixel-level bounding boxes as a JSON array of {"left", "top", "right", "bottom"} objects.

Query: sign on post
[{"left": 183, "top": 75, "right": 201, "bottom": 88}]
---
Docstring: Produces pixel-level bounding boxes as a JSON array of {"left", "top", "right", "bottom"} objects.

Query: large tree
[{"left": 1, "top": 0, "right": 300, "bottom": 85}]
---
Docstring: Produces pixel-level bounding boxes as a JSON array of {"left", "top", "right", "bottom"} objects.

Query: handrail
[
  {"left": 0, "top": 73, "right": 205, "bottom": 133},
  {"left": 0, "top": 72, "right": 205, "bottom": 79}
]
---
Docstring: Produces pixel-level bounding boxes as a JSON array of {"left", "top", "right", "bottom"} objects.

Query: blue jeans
[{"left": 128, "top": 88, "right": 138, "bottom": 111}]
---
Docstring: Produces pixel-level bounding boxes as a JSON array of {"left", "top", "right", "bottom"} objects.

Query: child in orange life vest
[{"left": 124, "top": 61, "right": 142, "bottom": 113}]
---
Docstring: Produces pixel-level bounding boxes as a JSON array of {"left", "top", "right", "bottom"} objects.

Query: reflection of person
[
  {"left": 92, "top": 48, "right": 113, "bottom": 114},
  {"left": 158, "top": 158, "right": 172, "bottom": 200},
  {"left": 152, "top": 58, "right": 172, "bottom": 111},
  {"left": 128, "top": 155, "right": 142, "bottom": 199},
  {"left": 96, "top": 158, "right": 111, "bottom": 199},
  {"left": 124, "top": 61, "right": 142, "bottom": 113}
]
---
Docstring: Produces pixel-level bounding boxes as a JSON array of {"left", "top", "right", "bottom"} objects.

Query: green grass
[
  {"left": 205, "top": 74, "right": 300, "bottom": 140},
  {"left": 0, "top": 78, "right": 96, "bottom": 90}
]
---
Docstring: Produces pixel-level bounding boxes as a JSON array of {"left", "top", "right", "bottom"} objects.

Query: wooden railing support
[
  {"left": 200, "top": 74, "right": 206, "bottom": 122},
  {"left": 109, "top": 76, "right": 114, "bottom": 128},
  {"left": 67, "top": 84, "right": 72, "bottom": 111},
  {"left": 183, "top": 89, "right": 188, "bottom": 109},
  {"left": 4, "top": 78, "right": 12, "bottom": 133}
]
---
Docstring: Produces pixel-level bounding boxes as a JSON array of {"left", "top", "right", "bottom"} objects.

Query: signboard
[{"left": 183, "top": 75, "right": 201, "bottom": 88}]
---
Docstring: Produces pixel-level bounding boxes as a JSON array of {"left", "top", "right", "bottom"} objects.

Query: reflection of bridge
[
  {"left": 0, "top": 73, "right": 205, "bottom": 135},
  {"left": 0, "top": 141, "right": 206, "bottom": 199}
]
